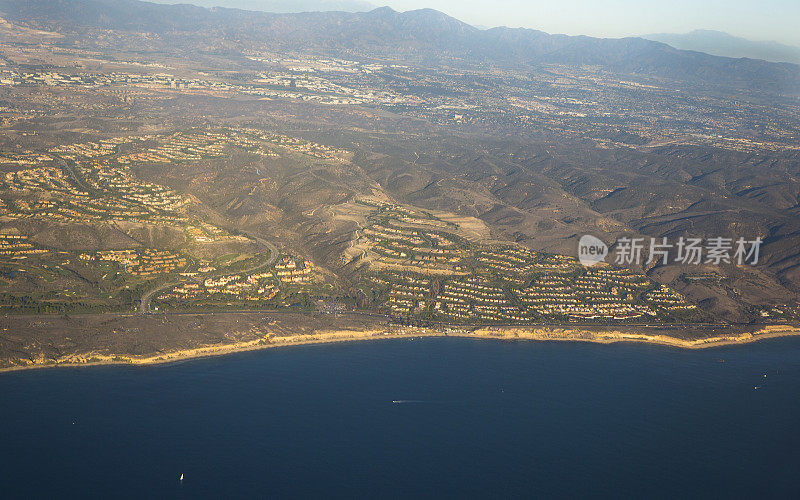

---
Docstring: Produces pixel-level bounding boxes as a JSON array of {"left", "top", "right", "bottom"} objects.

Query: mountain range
[
  {"left": 2, "top": 0, "right": 799, "bottom": 95},
  {"left": 644, "top": 29, "right": 800, "bottom": 65},
  {"left": 148, "top": 0, "right": 376, "bottom": 13}
]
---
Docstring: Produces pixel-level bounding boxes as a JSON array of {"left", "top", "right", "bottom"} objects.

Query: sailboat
[{"left": 179, "top": 473, "right": 184, "bottom": 482}]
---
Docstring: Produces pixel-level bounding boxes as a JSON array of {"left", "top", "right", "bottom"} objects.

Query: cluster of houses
[
  {"left": 434, "top": 277, "right": 514, "bottom": 321},
  {"left": 94, "top": 249, "right": 187, "bottom": 277},
  {"left": 4, "top": 164, "right": 185, "bottom": 224},
  {"left": 386, "top": 275, "right": 432, "bottom": 315},
  {"left": 274, "top": 256, "right": 316, "bottom": 284},
  {"left": 476, "top": 247, "right": 539, "bottom": 275},
  {"left": 361, "top": 212, "right": 468, "bottom": 272},
  {"left": 0, "top": 151, "right": 54, "bottom": 166},
  {"left": 48, "top": 137, "right": 129, "bottom": 160},
  {"left": 156, "top": 254, "right": 318, "bottom": 306},
  {"left": 356, "top": 201, "right": 698, "bottom": 323},
  {"left": 158, "top": 271, "right": 279, "bottom": 303},
  {"left": 517, "top": 271, "right": 654, "bottom": 320},
  {"left": 4, "top": 166, "right": 79, "bottom": 194},
  {"left": 644, "top": 285, "right": 698, "bottom": 311},
  {"left": 0, "top": 232, "right": 48, "bottom": 258},
  {"left": 117, "top": 133, "right": 226, "bottom": 163},
  {"left": 376, "top": 253, "right": 697, "bottom": 323},
  {"left": 200, "top": 275, "right": 279, "bottom": 301}
]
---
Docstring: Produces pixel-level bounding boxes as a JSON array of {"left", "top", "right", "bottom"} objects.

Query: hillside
[{"left": 0, "top": 0, "right": 798, "bottom": 329}]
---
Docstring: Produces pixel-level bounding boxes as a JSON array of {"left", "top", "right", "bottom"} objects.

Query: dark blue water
[{"left": 2, "top": 337, "right": 800, "bottom": 499}]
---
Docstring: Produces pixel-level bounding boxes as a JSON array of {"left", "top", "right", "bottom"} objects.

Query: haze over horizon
[{"left": 147, "top": 0, "right": 800, "bottom": 47}]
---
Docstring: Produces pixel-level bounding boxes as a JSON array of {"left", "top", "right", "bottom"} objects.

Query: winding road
[
  {"left": 50, "top": 154, "right": 281, "bottom": 315},
  {"left": 138, "top": 231, "right": 278, "bottom": 314}
]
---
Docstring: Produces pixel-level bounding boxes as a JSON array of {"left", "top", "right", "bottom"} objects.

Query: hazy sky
[{"left": 378, "top": 0, "right": 800, "bottom": 46}]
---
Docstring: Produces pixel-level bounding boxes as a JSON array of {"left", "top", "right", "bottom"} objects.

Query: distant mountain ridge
[
  {"left": 148, "top": 0, "right": 376, "bottom": 14},
  {"left": 2, "top": 0, "right": 799, "bottom": 95},
  {"left": 644, "top": 29, "right": 800, "bottom": 65}
]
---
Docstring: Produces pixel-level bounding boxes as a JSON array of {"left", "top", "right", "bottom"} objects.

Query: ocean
[{"left": 2, "top": 336, "right": 800, "bottom": 498}]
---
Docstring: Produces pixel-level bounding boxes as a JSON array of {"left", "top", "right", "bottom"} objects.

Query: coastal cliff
[{"left": 2, "top": 312, "right": 799, "bottom": 372}]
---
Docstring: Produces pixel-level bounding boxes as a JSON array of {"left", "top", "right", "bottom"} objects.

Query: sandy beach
[{"left": 2, "top": 311, "right": 799, "bottom": 373}]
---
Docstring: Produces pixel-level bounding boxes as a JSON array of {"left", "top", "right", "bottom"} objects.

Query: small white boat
[{"left": 180, "top": 473, "right": 184, "bottom": 481}]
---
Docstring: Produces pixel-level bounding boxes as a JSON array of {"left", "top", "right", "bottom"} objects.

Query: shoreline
[{"left": 2, "top": 323, "right": 800, "bottom": 374}]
